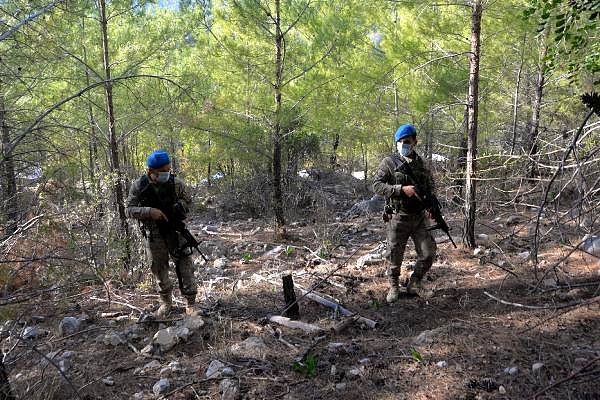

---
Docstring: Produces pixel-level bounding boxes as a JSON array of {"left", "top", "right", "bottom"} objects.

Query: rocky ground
[{"left": 2, "top": 175, "right": 600, "bottom": 400}]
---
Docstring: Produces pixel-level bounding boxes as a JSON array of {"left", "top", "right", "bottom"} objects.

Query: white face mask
[
  {"left": 153, "top": 171, "right": 170, "bottom": 184},
  {"left": 397, "top": 142, "right": 412, "bottom": 157}
]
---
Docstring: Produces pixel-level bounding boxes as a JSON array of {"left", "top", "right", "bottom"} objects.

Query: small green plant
[
  {"left": 285, "top": 246, "right": 295, "bottom": 256},
  {"left": 409, "top": 347, "right": 422, "bottom": 362},
  {"left": 292, "top": 354, "right": 318, "bottom": 377},
  {"left": 242, "top": 253, "right": 253, "bottom": 262},
  {"left": 371, "top": 299, "right": 381, "bottom": 309},
  {"left": 318, "top": 248, "right": 329, "bottom": 259}
]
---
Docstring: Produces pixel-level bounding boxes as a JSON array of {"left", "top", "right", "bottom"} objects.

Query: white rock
[
  {"left": 347, "top": 367, "right": 362, "bottom": 379},
  {"left": 59, "top": 317, "right": 81, "bottom": 336},
  {"left": 504, "top": 366, "right": 518, "bottom": 376},
  {"left": 153, "top": 378, "right": 170, "bottom": 395},
  {"left": 476, "top": 234, "right": 490, "bottom": 245},
  {"left": 532, "top": 362, "right": 544, "bottom": 373},
  {"left": 176, "top": 326, "right": 191, "bottom": 341},
  {"left": 499, "top": 385, "right": 506, "bottom": 394},
  {"left": 22, "top": 326, "right": 38, "bottom": 340},
  {"left": 220, "top": 378, "right": 239, "bottom": 400},
  {"left": 230, "top": 336, "right": 267, "bottom": 359},
  {"left": 327, "top": 342, "right": 346, "bottom": 353},
  {"left": 143, "top": 360, "right": 161, "bottom": 371},
  {"left": 206, "top": 360, "right": 225, "bottom": 378},
  {"left": 221, "top": 367, "right": 235, "bottom": 377},
  {"left": 506, "top": 215, "right": 520, "bottom": 226},
  {"left": 102, "top": 377, "right": 114, "bottom": 386},
  {"left": 180, "top": 315, "right": 205, "bottom": 331},
  {"left": 213, "top": 257, "right": 229, "bottom": 269},
  {"left": 473, "top": 247, "right": 484, "bottom": 257},
  {"left": 335, "top": 382, "right": 347, "bottom": 391},
  {"left": 436, "top": 361, "right": 448, "bottom": 368},
  {"left": 132, "top": 392, "right": 144, "bottom": 400},
  {"left": 356, "top": 253, "right": 382, "bottom": 267},
  {"left": 58, "top": 358, "right": 71, "bottom": 372},
  {"left": 359, "top": 358, "right": 370, "bottom": 365},
  {"left": 153, "top": 328, "right": 179, "bottom": 352},
  {"left": 168, "top": 361, "right": 184, "bottom": 373},
  {"left": 517, "top": 251, "right": 530, "bottom": 260},
  {"left": 581, "top": 234, "right": 600, "bottom": 257},
  {"left": 103, "top": 331, "right": 126, "bottom": 346}
]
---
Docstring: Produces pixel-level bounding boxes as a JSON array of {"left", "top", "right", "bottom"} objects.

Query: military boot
[
  {"left": 386, "top": 266, "right": 401, "bottom": 303},
  {"left": 406, "top": 276, "right": 433, "bottom": 298},
  {"left": 155, "top": 292, "right": 172, "bottom": 317},
  {"left": 185, "top": 295, "right": 198, "bottom": 316}
]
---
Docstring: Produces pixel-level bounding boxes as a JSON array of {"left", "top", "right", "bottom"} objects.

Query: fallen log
[
  {"left": 269, "top": 315, "right": 324, "bottom": 334},
  {"left": 300, "top": 290, "right": 378, "bottom": 329}
]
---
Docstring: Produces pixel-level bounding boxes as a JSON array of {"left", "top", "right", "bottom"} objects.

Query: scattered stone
[
  {"left": 168, "top": 361, "right": 184, "bottom": 373},
  {"left": 115, "top": 315, "right": 130, "bottom": 323},
  {"left": 473, "top": 247, "right": 484, "bottom": 257},
  {"left": 213, "top": 257, "right": 229, "bottom": 269},
  {"left": 140, "top": 344, "right": 154, "bottom": 355},
  {"left": 476, "top": 233, "right": 490, "bottom": 245},
  {"left": 504, "top": 366, "right": 518, "bottom": 376},
  {"left": 102, "top": 377, "right": 114, "bottom": 386},
  {"left": 160, "top": 366, "right": 171, "bottom": 376},
  {"left": 59, "top": 317, "right": 81, "bottom": 336},
  {"left": 335, "top": 382, "right": 347, "bottom": 391},
  {"left": 347, "top": 367, "right": 362, "bottom": 379},
  {"left": 153, "top": 327, "right": 180, "bottom": 352},
  {"left": 180, "top": 315, "right": 205, "bottom": 331},
  {"left": 327, "top": 342, "right": 346, "bottom": 353},
  {"left": 356, "top": 253, "right": 383, "bottom": 268},
  {"left": 103, "top": 331, "right": 126, "bottom": 346},
  {"left": 22, "top": 326, "right": 38, "bottom": 340},
  {"left": 581, "top": 234, "right": 600, "bottom": 257},
  {"left": 206, "top": 360, "right": 225, "bottom": 378},
  {"left": 153, "top": 378, "right": 170, "bottom": 396},
  {"left": 532, "top": 362, "right": 544, "bottom": 373},
  {"left": 506, "top": 215, "right": 520, "bottom": 226},
  {"left": 132, "top": 392, "right": 144, "bottom": 400},
  {"left": 436, "top": 361, "right": 448, "bottom": 368},
  {"left": 499, "top": 385, "right": 506, "bottom": 394},
  {"left": 176, "top": 326, "right": 191, "bottom": 341},
  {"left": 517, "top": 251, "right": 530, "bottom": 260},
  {"left": 413, "top": 323, "right": 463, "bottom": 345},
  {"left": 143, "top": 360, "right": 161, "bottom": 371},
  {"left": 58, "top": 358, "right": 71, "bottom": 372},
  {"left": 230, "top": 336, "right": 267, "bottom": 359},
  {"left": 220, "top": 378, "right": 239, "bottom": 400},
  {"left": 221, "top": 367, "right": 235, "bottom": 378}
]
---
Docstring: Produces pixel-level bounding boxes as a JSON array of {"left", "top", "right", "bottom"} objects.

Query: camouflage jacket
[
  {"left": 372, "top": 152, "right": 436, "bottom": 215},
  {"left": 125, "top": 174, "right": 192, "bottom": 230}
]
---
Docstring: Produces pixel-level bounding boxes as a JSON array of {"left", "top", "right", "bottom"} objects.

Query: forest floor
[{"left": 3, "top": 174, "right": 600, "bottom": 400}]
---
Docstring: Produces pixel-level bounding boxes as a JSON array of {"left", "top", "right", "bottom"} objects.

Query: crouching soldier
[
  {"left": 126, "top": 150, "right": 198, "bottom": 316},
  {"left": 373, "top": 124, "right": 437, "bottom": 303}
]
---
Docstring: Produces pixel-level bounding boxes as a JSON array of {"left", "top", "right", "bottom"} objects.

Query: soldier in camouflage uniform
[
  {"left": 126, "top": 150, "right": 198, "bottom": 316},
  {"left": 373, "top": 124, "right": 437, "bottom": 303}
]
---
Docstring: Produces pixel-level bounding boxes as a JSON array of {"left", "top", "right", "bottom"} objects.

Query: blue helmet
[
  {"left": 146, "top": 150, "right": 170, "bottom": 169},
  {"left": 394, "top": 124, "right": 417, "bottom": 142}
]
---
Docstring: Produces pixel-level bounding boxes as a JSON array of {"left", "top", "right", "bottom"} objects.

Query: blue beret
[
  {"left": 394, "top": 124, "right": 417, "bottom": 142},
  {"left": 146, "top": 150, "right": 170, "bottom": 169}
]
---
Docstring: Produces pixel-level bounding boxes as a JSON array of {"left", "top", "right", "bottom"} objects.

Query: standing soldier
[
  {"left": 373, "top": 124, "right": 437, "bottom": 303},
  {"left": 126, "top": 150, "right": 198, "bottom": 316}
]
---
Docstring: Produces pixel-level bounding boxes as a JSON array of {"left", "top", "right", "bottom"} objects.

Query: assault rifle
[
  {"left": 398, "top": 160, "right": 457, "bottom": 248},
  {"left": 139, "top": 177, "right": 209, "bottom": 262}
]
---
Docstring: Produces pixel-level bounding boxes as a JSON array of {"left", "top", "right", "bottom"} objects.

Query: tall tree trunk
[
  {"left": 0, "top": 95, "right": 18, "bottom": 231},
  {"left": 510, "top": 33, "right": 526, "bottom": 155},
  {"left": 99, "top": 0, "right": 130, "bottom": 268},
  {"left": 330, "top": 132, "right": 339, "bottom": 168},
  {"left": 525, "top": 27, "right": 549, "bottom": 180},
  {"left": 462, "top": 0, "right": 482, "bottom": 248},
  {"left": 272, "top": 0, "right": 286, "bottom": 234}
]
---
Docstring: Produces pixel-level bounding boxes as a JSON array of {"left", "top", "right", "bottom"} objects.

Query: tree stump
[{"left": 282, "top": 274, "right": 300, "bottom": 320}]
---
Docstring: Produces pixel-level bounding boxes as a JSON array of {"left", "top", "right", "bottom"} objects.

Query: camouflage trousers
[
  {"left": 145, "top": 228, "right": 197, "bottom": 297},
  {"left": 386, "top": 212, "right": 437, "bottom": 281}
]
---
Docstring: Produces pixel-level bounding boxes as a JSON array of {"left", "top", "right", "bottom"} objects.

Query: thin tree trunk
[
  {"left": 462, "top": 0, "right": 482, "bottom": 248},
  {"left": 272, "top": 0, "right": 286, "bottom": 234},
  {"left": 0, "top": 95, "right": 18, "bottom": 230},
  {"left": 510, "top": 33, "right": 526, "bottom": 155},
  {"left": 98, "top": 0, "right": 130, "bottom": 268},
  {"left": 525, "top": 27, "right": 549, "bottom": 180},
  {"left": 330, "top": 132, "right": 339, "bottom": 168}
]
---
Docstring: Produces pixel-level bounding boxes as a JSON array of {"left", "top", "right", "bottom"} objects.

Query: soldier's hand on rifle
[
  {"left": 149, "top": 208, "right": 168, "bottom": 221},
  {"left": 402, "top": 185, "right": 422, "bottom": 201}
]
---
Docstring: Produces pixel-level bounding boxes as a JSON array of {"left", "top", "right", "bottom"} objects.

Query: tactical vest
[
  {"left": 138, "top": 174, "right": 177, "bottom": 210},
  {"left": 388, "top": 154, "right": 427, "bottom": 214}
]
